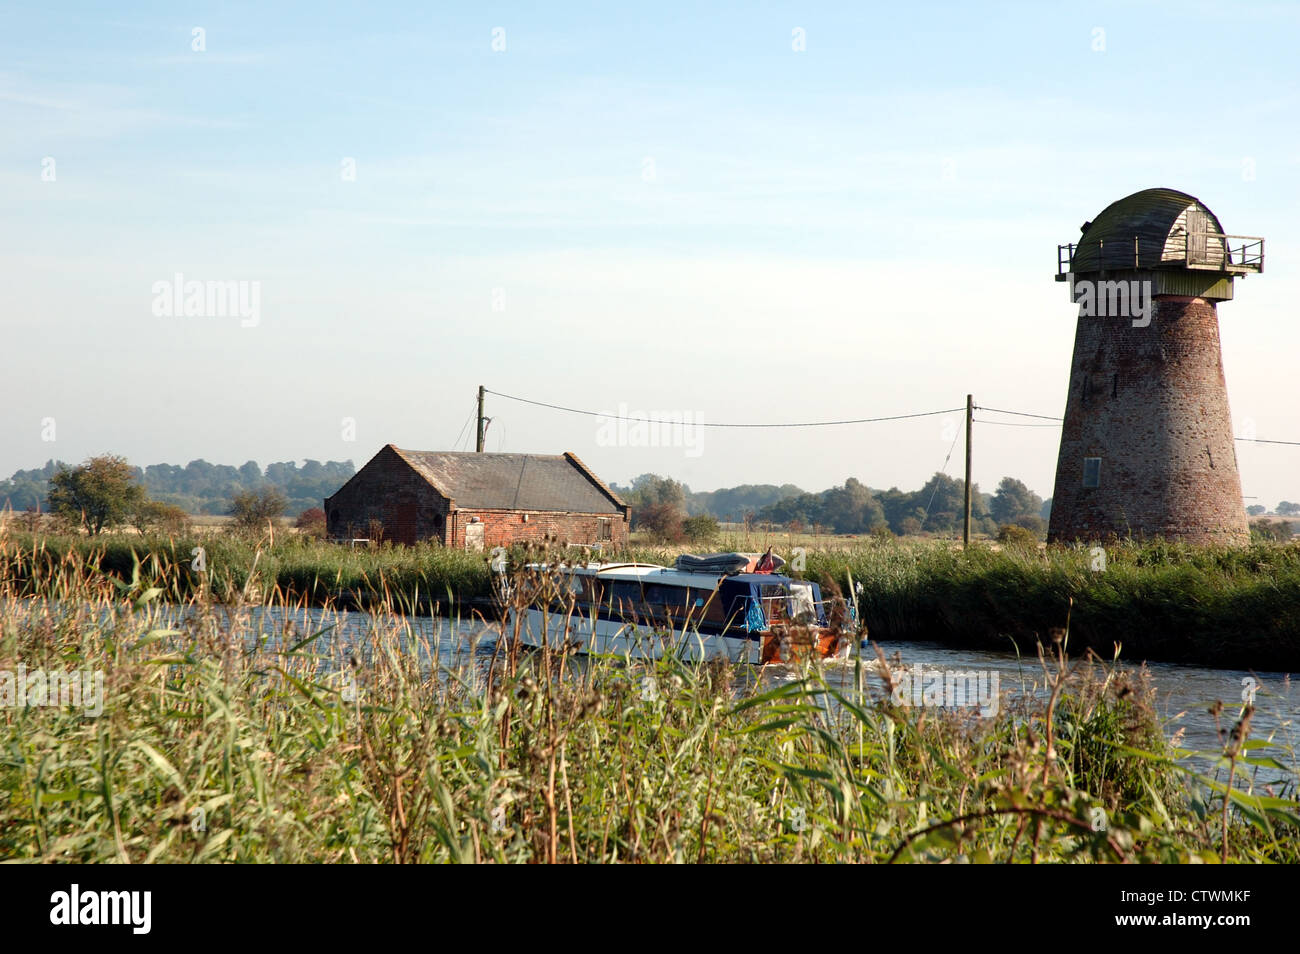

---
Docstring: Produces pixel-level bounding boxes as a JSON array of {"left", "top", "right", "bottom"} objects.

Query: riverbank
[
  {"left": 3, "top": 532, "right": 1299, "bottom": 670},
  {"left": 1, "top": 559, "right": 1295, "bottom": 863}
]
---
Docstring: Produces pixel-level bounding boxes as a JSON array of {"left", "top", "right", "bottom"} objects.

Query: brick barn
[{"left": 324, "top": 445, "right": 630, "bottom": 549}]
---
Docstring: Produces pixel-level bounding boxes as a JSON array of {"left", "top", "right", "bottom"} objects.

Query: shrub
[
  {"left": 296, "top": 507, "right": 327, "bottom": 538},
  {"left": 130, "top": 500, "right": 191, "bottom": 536},
  {"left": 682, "top": 514, "right": 719, "bottom": 544},
  {"left": 636, "top": 502, "right": 685, "bottom": 543},
  {"left": 1250, "top": 519, "right": 1292, "bottom": 543},
  {"left": 996, "top": 523, "right": 1039, "bottom": 551},
  {"left": 230, "top": 487, "right": 289, "bottom": 534}
]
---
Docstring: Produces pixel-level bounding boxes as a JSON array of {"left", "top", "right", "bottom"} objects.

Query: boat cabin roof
[{"left": 523, "top": 562, "right": 810, "bottom": 590}]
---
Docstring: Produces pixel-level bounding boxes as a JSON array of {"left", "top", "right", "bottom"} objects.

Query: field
[{"left": 1, "top": 543, "right": 1296, "bottom": 863}]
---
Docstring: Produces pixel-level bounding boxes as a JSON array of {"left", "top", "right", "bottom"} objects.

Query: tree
[
  {"left": 48, "top": 455, "right": 146, "bottom": 535},
  {"left": 636, "top": 501, "right": 685, "bottom": 542},
  {"left": 1012, "top": 513, "right": 1047, "bottom": 537},
  {"left": 618, "top": 474, "right": 689, "bottom": 516},
  {"left": 1277, "top": 502, "right": 1300, "bottom": 516},
  {"left": 914, "top": 473, "right": 965, "bottom": 533},
  {"left": 1246, "top": 504, "right": 1266, "bottom": 517},
  {"left": 991, "top": 477, "right": 1044, "bottom": 526},
  {"left": 821, "top": 478, "right": 886, "bottom": 534},
  {"left": 230, "top": 487, "right": 288, "bottom": 533}
]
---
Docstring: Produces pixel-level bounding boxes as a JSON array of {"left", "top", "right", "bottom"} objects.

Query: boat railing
[{"left": 756, "top": 593, "right": 857, "bottom": 627}]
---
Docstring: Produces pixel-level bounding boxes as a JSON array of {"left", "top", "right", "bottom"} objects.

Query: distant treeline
[
  {"left": 1, "top": 458, "right": 355, "bottom": 517},
  {"left": 611, "top": 472, "right": 1053, "bottom": 537}
]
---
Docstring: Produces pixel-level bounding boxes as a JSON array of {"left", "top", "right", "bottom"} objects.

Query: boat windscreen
[{"left": 789, "top": 581, "right": 817, "bottom": 623}]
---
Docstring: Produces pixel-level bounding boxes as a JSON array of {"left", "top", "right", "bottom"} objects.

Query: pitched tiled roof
[{"left": 390, "top": 447, "right": 625, "bottom": 514}]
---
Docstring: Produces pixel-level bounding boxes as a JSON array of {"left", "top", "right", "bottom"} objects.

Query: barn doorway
[{"left": 464, "top": 522, "right": 485, "bottom": 552}]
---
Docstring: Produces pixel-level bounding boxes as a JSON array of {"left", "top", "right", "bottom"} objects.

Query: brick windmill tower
[{"left": 1048, "top": 188, "right": 1264, "bottom": 545}]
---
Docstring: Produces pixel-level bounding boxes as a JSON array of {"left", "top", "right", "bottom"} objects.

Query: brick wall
[
  {"left": 448, "top": 509, "right": 628, "bottom": 550},
  {"left": 1048, "top": 295, "right": 1249, "bottom": 545},
  {"left": 324, "top": 445, "right": 449, "bottom": 545},
  {"left": 324, "top": 446, "right": 630, "bottom": 548}
]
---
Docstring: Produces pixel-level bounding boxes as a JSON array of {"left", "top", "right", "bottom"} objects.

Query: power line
[
  {"left": 451, "top": 401, "right": 477, "bottom": 451},
  {"left": 972, "top": 418, "right": 1060, "bottom": 428},
  {"left": 920, "top": 426, "right": 962, "bottom": 528},
  {"left": 977, "top": 406, "right": 1300, "bottom": 444},
  {"left": 480, "top": 388, "right": 1300, "bottom": 447},
  {"left": 484, "top": 388, "right": 964, "bottom": 429},
  {"left": 974, "top": 405, "right": 1063, "bottom": 422}
]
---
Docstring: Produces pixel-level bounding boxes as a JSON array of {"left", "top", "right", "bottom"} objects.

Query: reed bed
[
  {"left": 798, "top": 539, "right": 1300, "bottom": 670},
  {"left": 0, "top": 540, "right": 1296, "bottom": 863},
  {"left": 4, "top": 532, "right": 1300, "bottom": 668}
]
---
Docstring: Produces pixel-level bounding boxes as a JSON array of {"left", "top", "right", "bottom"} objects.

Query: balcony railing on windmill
[
  {"left": 1171, "top": 233, "right": 1264, "bottom": 273},
  {"left": 1057, "top": 234, "right": 1264, "bottom": 277}
]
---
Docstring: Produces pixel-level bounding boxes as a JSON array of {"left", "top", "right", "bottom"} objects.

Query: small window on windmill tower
[{"left": 1082, "top": 457, "right": 1102, "bottom": 488}]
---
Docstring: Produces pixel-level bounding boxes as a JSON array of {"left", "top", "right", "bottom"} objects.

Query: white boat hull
[{"left": 508, "top": 607, "right": 765, "bottom": 663}]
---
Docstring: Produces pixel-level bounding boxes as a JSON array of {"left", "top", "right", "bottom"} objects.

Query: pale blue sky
[{"left": 3, "top": 1, "right": 1299, "bottom": 504}]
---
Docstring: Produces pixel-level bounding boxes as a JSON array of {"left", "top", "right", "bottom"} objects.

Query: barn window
[
  {"left": 597, "top": 518, "right": 612, "bottom": 542},
  {"left": 1082, "top": 457, "right": 1102, "bottom": 488}
]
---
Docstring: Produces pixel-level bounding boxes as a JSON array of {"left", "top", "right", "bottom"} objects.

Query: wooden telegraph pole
[
  {"left": 963, "top": 394, "right": 973, "bottom": 550},
  {"left": 476, "top": 385, "right": 486, "bottom": 453}
]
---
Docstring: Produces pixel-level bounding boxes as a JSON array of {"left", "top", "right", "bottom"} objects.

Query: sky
[{"left": 3, "top": 1, "right": 1299, "bottom": 505}]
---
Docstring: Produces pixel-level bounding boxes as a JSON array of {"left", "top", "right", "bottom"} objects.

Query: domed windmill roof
[{"left": 1067, "top": 187, "right": 1226, "bottom": 273}]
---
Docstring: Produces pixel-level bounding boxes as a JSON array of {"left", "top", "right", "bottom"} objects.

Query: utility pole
[
  {"left": 476, "top": 385, "right": 486, "bottom": 453},
  {"left": 963, "top": 394, "right": 973, "bottom": 550}
]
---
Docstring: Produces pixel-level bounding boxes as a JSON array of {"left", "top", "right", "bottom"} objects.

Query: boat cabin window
[
  {"left": 642, "top": 583, "right": 691, "bottom": 620},
  {"left": 606, "top": 581, "right": 643, "bottom": 617},
  {"left": 637, "top": 584, "right": 724, "bottom": 623}
]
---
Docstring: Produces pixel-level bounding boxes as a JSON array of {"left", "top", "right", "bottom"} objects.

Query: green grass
[{"left": 0, "top": 544, "right": 1296, "bottom": 863}]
